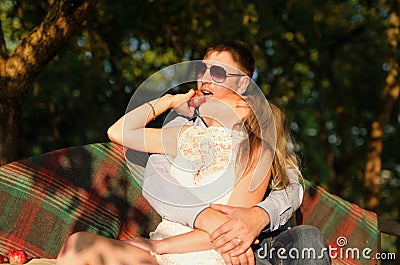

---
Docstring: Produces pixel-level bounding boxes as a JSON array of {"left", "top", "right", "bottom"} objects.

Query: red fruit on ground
[
  {"left": 0, "top": 254, "right": 4, "bottom": 263},
  {"left": 7, "top": 250, "right": 27, "bottom": 264}
]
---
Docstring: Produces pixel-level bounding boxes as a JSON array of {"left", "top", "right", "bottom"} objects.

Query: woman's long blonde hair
[
  {"left": 268, "top": 102, "right": 302, "bottom": 190},
  {"left": 235, "top": 95, "right": 302, "bottom": 190}
]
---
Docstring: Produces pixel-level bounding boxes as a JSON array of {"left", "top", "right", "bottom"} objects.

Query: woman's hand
[{"left": 168, "top": 89, "right": 196, "bottom": 110}]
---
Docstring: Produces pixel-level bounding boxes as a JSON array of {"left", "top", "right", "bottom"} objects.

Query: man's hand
[
  {"left": 209, "top": 204, "right": 270, "bottom": 257},
  {"left": 220, "top": 247, "right": 255, "bottom": 265}
]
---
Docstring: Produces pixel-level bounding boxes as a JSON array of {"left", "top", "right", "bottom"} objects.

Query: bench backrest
[
  {"left": 298, "top": 181, "right": 378, "bottom": 264},
  {"left": 0, "top": 142, "right": 160, "bottom": 259},
  {"left": 0, "top": 142, "right": 379, "bottom": 264}
]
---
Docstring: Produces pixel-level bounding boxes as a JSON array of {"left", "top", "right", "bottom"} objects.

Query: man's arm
[
  {"left": 255, "top": 168, "right": 303, "bottom": 231},
  {"left": 203, "top": 168, "right": 303, "bottom": 257},
  {"left": 144, "top": 140, "right": 303, "bottom": 258},
  {"left": 196, "top": 168, "right": 302, "bottom": 232}
]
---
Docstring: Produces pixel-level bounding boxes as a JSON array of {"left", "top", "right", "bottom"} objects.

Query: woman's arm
[
  {"left": 153, "top": 229, "right": 212, "bottom": 254},
  {"left": 227, "top": 148, "right": 272, "bottom": 207},
  {"left": 144, "top": 149, "right": 272, "bottom": 255},
  {"left": 107, "top": 90, "right": 195, "bottom": 155},
  {"left": 195, "top": 148, "right": 272, "bottom": 234},
  {"left": 149, "top": 211, "right": 231, "bottom": 254}
]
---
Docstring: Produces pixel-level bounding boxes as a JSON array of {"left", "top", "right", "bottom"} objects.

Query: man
[{"left": 143, "top": 40, "right": 330, "bottom": 265}]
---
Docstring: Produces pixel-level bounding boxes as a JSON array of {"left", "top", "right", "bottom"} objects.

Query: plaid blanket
[
  {"left": 299, "top": 181, "right": 378, "bottom": 265},
  {"left": 0, "top": 142, "right": 160, "bottom": 259},
  {"left": 0, "top": 142, "right": 379, "bottom": 264}
]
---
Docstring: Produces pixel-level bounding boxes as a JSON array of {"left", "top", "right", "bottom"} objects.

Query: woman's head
[
  {"left": 198, "top": 93, "right": 250, "bottom": 128},
  {"left": 236, "top": 97, "right": 302, "bottom": 190}
]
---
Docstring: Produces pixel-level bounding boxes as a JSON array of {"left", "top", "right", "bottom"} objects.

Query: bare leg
[{"left": 56, "top": 232, "right": 158, "bottom": 265}]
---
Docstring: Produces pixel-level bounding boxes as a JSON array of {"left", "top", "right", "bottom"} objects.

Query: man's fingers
[
  {"left": 230, "top": 241, "right": 251, "bottom": 257},
  {"left": 210, "top": 203, "right": 235, "bottom": 216},
  {"left": 212, "top": 227, "right": 252, "bottom": 256},
  {"left": 216, "top": 237, "right": 241, "bottom": 254},
  {"left": 229, "top": 248, "right": 253, "bottom": 265},
  {"left": 237, "top": 252, "right": 249, "bottom": 265},
  {"left": 221, "top": 252, "right": 233, "bottom": 265},
  {"left": 245, "top": 248, "right": 255, "bottom": 265},
  {"left": 212, "top": 227, "right": 238, "bottom": 247},
  {"left": 230, "top": 255, "right": 240, "bottom": 265},
  {"left": 209, "top": 220, "right": 235, "bottom": 241},
  {"left": 214, "top": 232, "right": 250, "bottom": 257}
]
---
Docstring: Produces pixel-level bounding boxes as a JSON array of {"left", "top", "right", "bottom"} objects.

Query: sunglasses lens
[
  {"left": 210, "top": 66, "right": 227, "bottom": 83},
  {"left": 194, "top": 62, "right": 207, "bottom": 78}
]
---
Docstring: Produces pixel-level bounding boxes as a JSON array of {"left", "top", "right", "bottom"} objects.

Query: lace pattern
[{"left": 172, "top": 126, "right": 244, "bottom": 186}]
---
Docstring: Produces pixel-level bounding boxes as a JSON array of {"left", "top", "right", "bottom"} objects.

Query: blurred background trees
[{"left": 1, "top": 0, "right": 399, "bottom": 254}]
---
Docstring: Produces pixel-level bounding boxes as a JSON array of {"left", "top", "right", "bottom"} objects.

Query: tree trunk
[
  {"left": 0, "top": 92, "right": 24, "bottom": 165},
  {"left": 0, "top": 0, "right": 98, "bottom": 165},
  {"left": 364, "top": 0, "right": 399, "bottom": 211}
]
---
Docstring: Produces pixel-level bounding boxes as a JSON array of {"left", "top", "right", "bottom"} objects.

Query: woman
[{"left": 56, "top": 86, "right": 278, "bottom": 265}]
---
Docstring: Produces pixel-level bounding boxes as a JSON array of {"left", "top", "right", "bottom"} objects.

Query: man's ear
[{"left": 237, "top": 76, "right": 251, "bottom": 95}]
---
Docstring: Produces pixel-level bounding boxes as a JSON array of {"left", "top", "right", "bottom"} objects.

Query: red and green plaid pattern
[
  {"left": 0, "top": 142, "right": 160, "bottom": 259},
  {"left": 0, "top": 142, "right": 379, "bottom": 264},
  {"left": 299, "top": 180, "right": 378, "bottom": 265}
]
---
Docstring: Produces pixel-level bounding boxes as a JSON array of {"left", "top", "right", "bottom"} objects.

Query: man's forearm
[{"left": 256, "top": 169, "right": 303, "bottom": 231}]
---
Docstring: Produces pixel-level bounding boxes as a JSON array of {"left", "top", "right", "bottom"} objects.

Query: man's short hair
[{"left": 204, "top": 40, "right": 255, "bottom": 77}]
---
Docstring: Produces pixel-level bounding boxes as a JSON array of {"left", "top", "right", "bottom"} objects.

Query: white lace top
[
  {"left": 173, "top": 126, "right": 243, "bottom": 181},
  {"left": 150, "top": 126, "right": 245, "bottom": 265}
]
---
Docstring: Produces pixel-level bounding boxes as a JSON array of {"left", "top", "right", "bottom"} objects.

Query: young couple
[{"left": 56, "top": 41, "right": 330, "bottom": 265}]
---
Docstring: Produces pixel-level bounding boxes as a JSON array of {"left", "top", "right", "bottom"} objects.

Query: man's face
[{"left": 197, "top": 51, "right": 246, "bottom": 100}]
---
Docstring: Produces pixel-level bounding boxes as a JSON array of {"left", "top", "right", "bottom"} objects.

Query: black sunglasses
[{"left": 194, "top": 62, "right": 245, "bottom": 83}]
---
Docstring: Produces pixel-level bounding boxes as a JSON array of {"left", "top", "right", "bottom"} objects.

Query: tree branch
[{"left": 4, "top": 0, "right": 98, "bottom": 91}]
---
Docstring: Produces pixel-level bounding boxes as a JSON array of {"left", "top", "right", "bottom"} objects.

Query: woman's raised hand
[{"left": 168, "top": 89, "right": 196, "bottom": 110}]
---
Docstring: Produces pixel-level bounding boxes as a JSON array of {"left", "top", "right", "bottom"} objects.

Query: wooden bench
[{"left": 0, "top": 142, "right": 397, "bottom": 264}]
